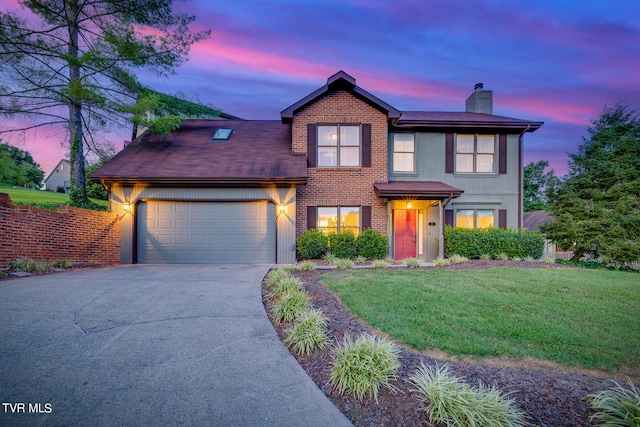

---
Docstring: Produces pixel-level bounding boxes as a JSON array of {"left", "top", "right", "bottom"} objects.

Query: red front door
[{"left": 394, "top": 209, "right": 416, "bottom": 260}]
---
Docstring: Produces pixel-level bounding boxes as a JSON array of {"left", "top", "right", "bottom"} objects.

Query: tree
[
  {"left": 0, "top": 142, "right": 44, "bottom": 188},
  {"left": 541, "top": 103, "right": 640, "bottom": 265},
  {"left": 523, "top": 160, "right": 560, "bottom": 212},
  {"left": 0, "top": 0, "right": 210, "bottom": 203}
]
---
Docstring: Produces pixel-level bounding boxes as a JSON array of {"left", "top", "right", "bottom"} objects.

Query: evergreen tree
[{"left": 523, "top": 160, "right": 559, "bottom": 212}]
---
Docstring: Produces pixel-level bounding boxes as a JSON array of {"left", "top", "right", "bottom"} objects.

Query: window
[
  {"left": 393, "top": 133, "right": 415, "bottom": 172},
  {"left": 317, "top": 206, "right": 361, "bottom": 235},
  {"left": 212, "top": 128, "right": 233, "bottom": 141},
  {"left": 455, "top": 209, "right": 495, "bottom": 229},
  {"left": 456, "top": 134, "right": 495, "bottom": 173},
  {"left": 317, "top": 125, "right": 360, "bottom": 167}
]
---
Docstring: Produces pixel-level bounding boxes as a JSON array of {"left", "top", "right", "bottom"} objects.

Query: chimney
[{"left": 465, "top": 83, "right": 493, "bottom": 114}]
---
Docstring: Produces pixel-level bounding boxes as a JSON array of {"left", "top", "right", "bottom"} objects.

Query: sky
[{"left": 1, "top": 0, "right": 639, "bottom": 177}]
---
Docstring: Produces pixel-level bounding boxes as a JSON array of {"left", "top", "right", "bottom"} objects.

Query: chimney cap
[{"left": 474, "top": 83, "right": 484, "bottom": 91}]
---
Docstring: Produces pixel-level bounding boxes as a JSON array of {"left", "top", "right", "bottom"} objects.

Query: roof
[
  {"left": 44, "top": 159, "right": 70, "bottom": 183},
  {"left": 281, "top": 71, "right": 401, "bottom": 123},
  {"left": 374, "top": 181, "right": 464, "bottom": 199},
  {"left": 90, "top": 120, "right": 307, "bottom": 185},
  {"left": 394, "top": 111, "right": 543, "bottom": 132},
  {"left": 523, "top": 210, "right": 553, "bottom": 232}
]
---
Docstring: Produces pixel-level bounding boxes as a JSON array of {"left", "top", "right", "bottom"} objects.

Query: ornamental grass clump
[
  {"left": 585, "top": 379, "right": 640, "bottom": 427},
  {"left": 372, "top": 259, "right": 389, "bottom": 269},
  {"left": 409, "top": 363, "right": 526, "bottom": 427},
  {"left": 335, "top": 258, "right": 354, "bottom": 270},
  {"left": 266, "top": 268, "right": 291, "bottom": 288},
  {"left": 449, "top": 254, "right": 468, "bottom": 265},
  {"left": 329, "top": 334, "right": 401, "bottom": 402},
  {"left": 295, "top": 260, "right": 316, "bottom": 271},
  {"left": 434, "top": 257, "right": 450, "bottom": 267},
  {"left": 267, "top": 276, "right": 302, "bottom": 302},
  {"left": 284, "top": 308, "right": 329, "bottom": 356},
  {"left": 404, "top": 257, "right": 421, "bottom": 268},
  {"left": 271, "top": 290, "right": 310, "bottom": 323}
]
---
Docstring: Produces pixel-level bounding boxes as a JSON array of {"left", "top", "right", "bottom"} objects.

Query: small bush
[
  {"left": 284, "top": 309, "right": 329, "bottom": 356},
  {"left": 271, "top": 290, "right": 310, "bottom": 323},
  {"left": 543, "top": 256, "right": 555, "bottom": 264},
  {"left": 409, "top": 363, "right": 526, "bottom": 427},
  {"left": 8, "top": 258, "right": 52, "bottom": 272},
  {"left": 267, "top": 277, "right": 302, "bottom": 301},
  {"left": 496, "top": 252, "right": 510, "bottom": 260},
  {"left": 295, "top": 260, "right": 316, "bottom": 271},
  {"left": 585, "top": 379, "right": 640, "bottom": 427},
  {"left": 449, "top": 254, "right": 468, "bottom": 265},
  {"left": 372, "top": 259, "right": 389, "bottom": 269},
  {"left": 335, "top": 258, "right": 354, "bottom": 270},
  {"left": 511, "top": 256, "right": 522, "bottom": 262},
  {"left": 354, "top": 255, "right": 367, "bottom": 264},
  {"left": 480, "top": 253, "right": 491, "bottom": 260},
  {"left": 330, "top": 334, "right": 401, "bottom": 402},
  {"left": 524, "top": 256, "right": 535, "bottom": 262},
  {"left": 265, "top": 268, "right": 291, "bottom": 288},
  {"left": 356, "top": 228, "right": 389, "bottom": 260},
  {"left": 323, "top": 252, "right": 337, "bottom": 264},
  {"left": 53, "top": 259, "right": 73, "bottom": 268},
  {"left": 404, "top": 257, "right": 421, "bottom": 268},
  {"left": 434, "top": 257, "right": 450, "bottom": 267},
  {"left": 445, "top": 226, "right": 544, "bottom": 260},
  {"left": 329, "top": 231, "right": 357, "bottom": 259},
  {"left": 297, "top": 229, "right": 329, "bottom": 259}
]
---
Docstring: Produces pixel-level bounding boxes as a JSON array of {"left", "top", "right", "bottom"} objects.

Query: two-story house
[{"left": 91, "top": 71, "right": 542, "bottom": 264}]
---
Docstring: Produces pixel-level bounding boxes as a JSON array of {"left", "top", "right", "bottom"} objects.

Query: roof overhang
[
  {"left": 374, "top": 181, "right": 464, "bottom": 199},
  {"left": 90, "top": 176, "right": 308, "bottom": 186}
]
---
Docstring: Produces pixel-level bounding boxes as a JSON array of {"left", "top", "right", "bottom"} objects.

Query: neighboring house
[
  {"left": 43, "top": 159, "right": 71, "bottom": 193},
  {"left": 523, "top": 210, "right": 571, "bottom": 259},
  {"left": 91, "top": 71, "right": 542, "bottom": 264}
]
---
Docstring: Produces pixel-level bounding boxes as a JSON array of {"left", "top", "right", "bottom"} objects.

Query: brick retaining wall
[{"left": 0, "top": 193, "right": 120, "bottom": 268}]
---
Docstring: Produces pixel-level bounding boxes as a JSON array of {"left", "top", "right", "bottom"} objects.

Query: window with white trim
[
  {"left": 317, "top": 206, "right": 361, "bottom": 235},
  {"left": 393, "top": 133, "right": 415, "bottom": 172},
  {"left": 456, "top": 134, "right": 495, "bottom": 173},
  {"left": 455, "top": 209, "right": 495, "bottom": 229},
  {"left": 317, "top": 125, "right": 360, "bottom": 167}
]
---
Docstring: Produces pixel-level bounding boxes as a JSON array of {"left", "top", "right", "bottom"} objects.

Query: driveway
[{"left": 0, "top": 265, "right": 352, "bottom": 426}]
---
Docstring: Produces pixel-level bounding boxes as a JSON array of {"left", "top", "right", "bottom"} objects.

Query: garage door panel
[{"left": 138, "top": 201, "right": 275, "bottom": 264}]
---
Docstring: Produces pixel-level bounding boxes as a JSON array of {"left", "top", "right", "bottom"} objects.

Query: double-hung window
[
  {"left": 393, "top": 133, "right": 415, "bottom": 172},
  {"left": 455, "top": 209, "right": 495, "bottom": 229},
  {"left": 317, "top": 206, "right": 361, "bottom": 235},
  {"left": 456, "top": 134, "right": 495, "bottom": 173},
  {"left": 317, "top": 125, "right": 360, "bottom": 167}
]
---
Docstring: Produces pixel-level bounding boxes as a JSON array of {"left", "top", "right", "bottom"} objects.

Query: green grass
[
  {"left": 321, "top": 268, "right": 640, "bottom": 374},
  {"left": 0, "top": 183, "right": 108, "bottom": 209}
]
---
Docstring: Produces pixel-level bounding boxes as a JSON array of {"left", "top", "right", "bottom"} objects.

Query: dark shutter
[
  {"left": 307, "top": 205, "right": 317, "bottom": 230},
  {"left": 361, "top": 206, "right": 372, "bottom": 229},
  {"left": 444, "top": 209, "right": 454, "bottom": 227},
  {"left": 498, "top": 134, "right": 507, "bottom": 174},
  {"left": 307, "top": 124, "right": 317, "bottom": 167},
  {"left": 498, "top": 209, "right": 507, "bottom": 229},
  {"left": 445, "top": 133, "right": 454, "bottom": 173},
  {"left": 361, "top": 124, "right": 372, "bottom": 167}
]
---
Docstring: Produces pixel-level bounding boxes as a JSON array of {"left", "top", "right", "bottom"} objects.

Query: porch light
[
  {"left": 278, "top": 204, "right": 285, "bottom": 214},
  {"left": 123, "top": 201, "right": 132, "bottom": 213},
  {"left": 407, "top": 201, "right": 412, "bottom": 209}
]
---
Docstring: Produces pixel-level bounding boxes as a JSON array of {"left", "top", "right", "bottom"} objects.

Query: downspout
[{"left": 518, "top": 125, "right": 530, "bottom": 229}]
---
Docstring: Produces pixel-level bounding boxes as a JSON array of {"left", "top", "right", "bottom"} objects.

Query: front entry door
[{"left": 394, "top": 209, "right": 416, "bottom": 260}]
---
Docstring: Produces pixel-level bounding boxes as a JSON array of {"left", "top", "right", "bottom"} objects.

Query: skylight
[{"left": 212, "top": 128, "right": 233, "bottom": 141}]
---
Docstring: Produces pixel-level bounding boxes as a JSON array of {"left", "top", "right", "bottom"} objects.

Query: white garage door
[{"left": 137, "top": 201, "right": 275, "bottom": 264}]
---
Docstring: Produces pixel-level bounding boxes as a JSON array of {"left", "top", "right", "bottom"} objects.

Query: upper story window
[
  {"left": 456, "top": 209, "right": 495, "bottom": 229},
  {"left": 456, "top": 134, "right": 495, "bottom": 173},
  {"left": 393, "top": 133, "right": 415, "bottom": 173},
  {"left": 317, "top": 206, "right": 361, "bottom": 235},
  {"left": 317, "top": 125, "right": 360, "bottom": 167}
]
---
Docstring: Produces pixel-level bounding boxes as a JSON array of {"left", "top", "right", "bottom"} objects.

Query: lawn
[
  {"left": 321, "top": 268, "right": 640, "bottom": 375},
  {"left": 0, "top": 183, "right": 108, "bottom": 209}
]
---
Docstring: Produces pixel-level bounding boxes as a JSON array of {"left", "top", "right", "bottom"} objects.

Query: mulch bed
[{"left": 262, "top": 260, "right": 634, "bottom": 427}]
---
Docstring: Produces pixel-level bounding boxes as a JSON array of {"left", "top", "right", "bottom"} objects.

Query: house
[
  {"left": 43, "top": 159, "right": 71, "bottom": 193},
  {"left": 523, "top": 210, "right": 571, "bottom": 259},
  {"left": 90, "top": 71, "right": 542, "bottom": 264}
]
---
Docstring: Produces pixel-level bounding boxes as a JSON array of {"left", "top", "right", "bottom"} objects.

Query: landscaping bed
[{"left": 263, "top": 260, "right": 635, "bottom": 427}]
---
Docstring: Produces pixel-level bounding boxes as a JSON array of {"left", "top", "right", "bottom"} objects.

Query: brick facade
[
  {"left": 292, "top": 91, "right": 389, "bottom": 237},
  {"left": 0, "top": 194, "right": 121, "bottom": 268}
]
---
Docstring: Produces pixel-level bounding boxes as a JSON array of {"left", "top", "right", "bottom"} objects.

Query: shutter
[
  {"left": 307, "top": 205, "right": 317, "bottom": 230},
  {"left": 307, "top": 124, "right": 317, "bottom": 167},
  {"left": 498, "top": 209, "right": 507, "bottom": 229},
  {"left": 361, "top": 124, "right": 372, "bottom": 167},
  {"left": 444, "top": 210, "right": 454, "bottom": 227},
  {"left": 498, "top": 134, "right": 507, "bottom": 174},
  {"left": 445, "top": 133, "right": 454, "bottom": 173},
  {"left": 361, "top": 206, "right": 372, "bottom": 230}
]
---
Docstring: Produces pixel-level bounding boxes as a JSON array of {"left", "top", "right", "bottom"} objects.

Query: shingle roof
[
  {"left": 395, "top": 111, "right": 543, "bottom": 131},
  {"left": 522, "top": 210, "right": 553, "bottom": 232},
  {"left": 90, "top": 120, "right": 307, "bottom": 185},
  {"left": 374, "top": 181, "right": 464, "bottom": 199}
]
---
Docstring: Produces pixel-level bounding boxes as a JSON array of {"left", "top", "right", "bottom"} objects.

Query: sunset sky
[{"left": 1, "top": 0, "right": 639, "bottom": 176}]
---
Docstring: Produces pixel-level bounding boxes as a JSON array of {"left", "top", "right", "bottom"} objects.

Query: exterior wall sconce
[
  {"left": 123, "top": 201, "right": 132, "bottom": 213},
  {"left": 407, "top": 201, "right": 412, "bottom": 209},
  {"left": 278, "top": 204, "right": 285, "bottom": 214}
]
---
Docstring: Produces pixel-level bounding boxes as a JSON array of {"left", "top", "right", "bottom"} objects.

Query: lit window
[
  {"left": 318, "top": 125, "right": 360, "bottom": 167},
  {"left": 393, "top": 134, "right": 415, "bottom": 172},
  {"left": 456, "top": 134, "right": 495, "bottom": 173},
  {"left": 456, "top": 209, "right": 495, "bottom": 229},
  {"left": 317, "top": 206, "right": 360, "bottom": 235},
  {"left": 212, "top": 128, "right": 233, "bottom": 141}
]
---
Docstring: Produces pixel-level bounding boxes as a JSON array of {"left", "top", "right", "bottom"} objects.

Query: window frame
[
  {"left": 317, "top": 124, "right": 361, "bottom": 168},
  {"left": 455, "top": 133, "right": 496, "bottom": 174},
  {"left": 317, "top": 206, "right": 361, "bottom": 235},
  {"left": 392, "top": 133, "right": 415, "bottom": 173},
  {"left": 455, "top": 208, "right": 495, "bottom": 229}
]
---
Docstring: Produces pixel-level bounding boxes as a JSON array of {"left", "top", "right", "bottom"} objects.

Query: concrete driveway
[{"left": 0, "top": 265, "right": 352, "bottom": 426}]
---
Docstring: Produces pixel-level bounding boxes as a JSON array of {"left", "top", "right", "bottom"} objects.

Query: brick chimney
[{"left": 465, "top": 83, "right": 493, "bottom": 114}]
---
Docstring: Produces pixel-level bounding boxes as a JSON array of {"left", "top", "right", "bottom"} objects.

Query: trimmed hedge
[
  {"left": 356, "top": 228, "right": 388, "bottom": 260},
  {"left": 297, "top": 229, "right": 329, "bottom": 259},
  {"left": 445, "top": 227, "right": 544, "bottom": 260},
  {"left": 329, "top": 231, "right": 357, "bottom": 259}
]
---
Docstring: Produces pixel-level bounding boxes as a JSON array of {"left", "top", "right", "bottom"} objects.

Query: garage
[{"left": 137, "top": 201, "right": 276, "bottom": 264}]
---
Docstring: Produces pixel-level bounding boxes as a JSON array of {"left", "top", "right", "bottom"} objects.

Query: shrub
[
  {"left": 335, "top": 258, "right": 354, "bottom": 270},
  {"left": 404, "top": 257, "right": 421, "bottom": 268},
  {"left": 496, "top": 252, "right": 510, "bottom": 260},
  {"left": 409, "top": 364, "right": 526, "bottom": 427},
  {"left": 449, "top": 254, "right": 468, "bottom": 265},
  {"left": 297, "top": 229, "right": 329, "bottom": 259},
  {"left": 372, "top": 259, "right": 389, "bottom": 269},
  {"left": 480, "top": 253, "right": 491, "bottom": 260},
  {"left": 445, "top": 226, "right": 544, "bottom": 260},
  {"left": 524, "top": 256, "right": 535, "bottom": 262},
  {"left": 585, "top": 379, "right": 640, "bottom": 426},
  {"left": 354, "top": 255, "right": 367, "bottom": 264},
  {"left": 329, "top": 231, "right": 357, "bottom": 259},
  {"left": 323, "top": 252, "right": 337, "bottom": 265},
  {"left": 265, "top": 268, "right": 291, "bottom": 288},
  {"left": 330, "top": 334, "right": 401, "bottom": 402},
  {"left": 284, "top": 308, "right": 329, "bottom": 356},
  {"left": 434, "top": 257, "right": 450, "bottom": 267},
  {"left": 53, "top": 259, "right": 73, "bottom": 268},
  {"left": 8, "top": 258, "right": 52, "bottom": 272},
  {"left": 295, "top": 260, "right": 316, "bottom": 271},
  {"left": 543, "top": 256, "right": 555, "bottom": 264},
  {"left": 267, "top": 277, "right": 302, "bottom": 302},
  {"left": 271, "top": 290, "right": 310, "bottom": 323},
  {"left": 356, "top": 228, "right": 389, "bottom": 260}
]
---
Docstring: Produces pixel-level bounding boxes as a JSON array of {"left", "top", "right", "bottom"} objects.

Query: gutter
[{"left": 518, "top": 124, "right": 531, "bottom": 229}]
